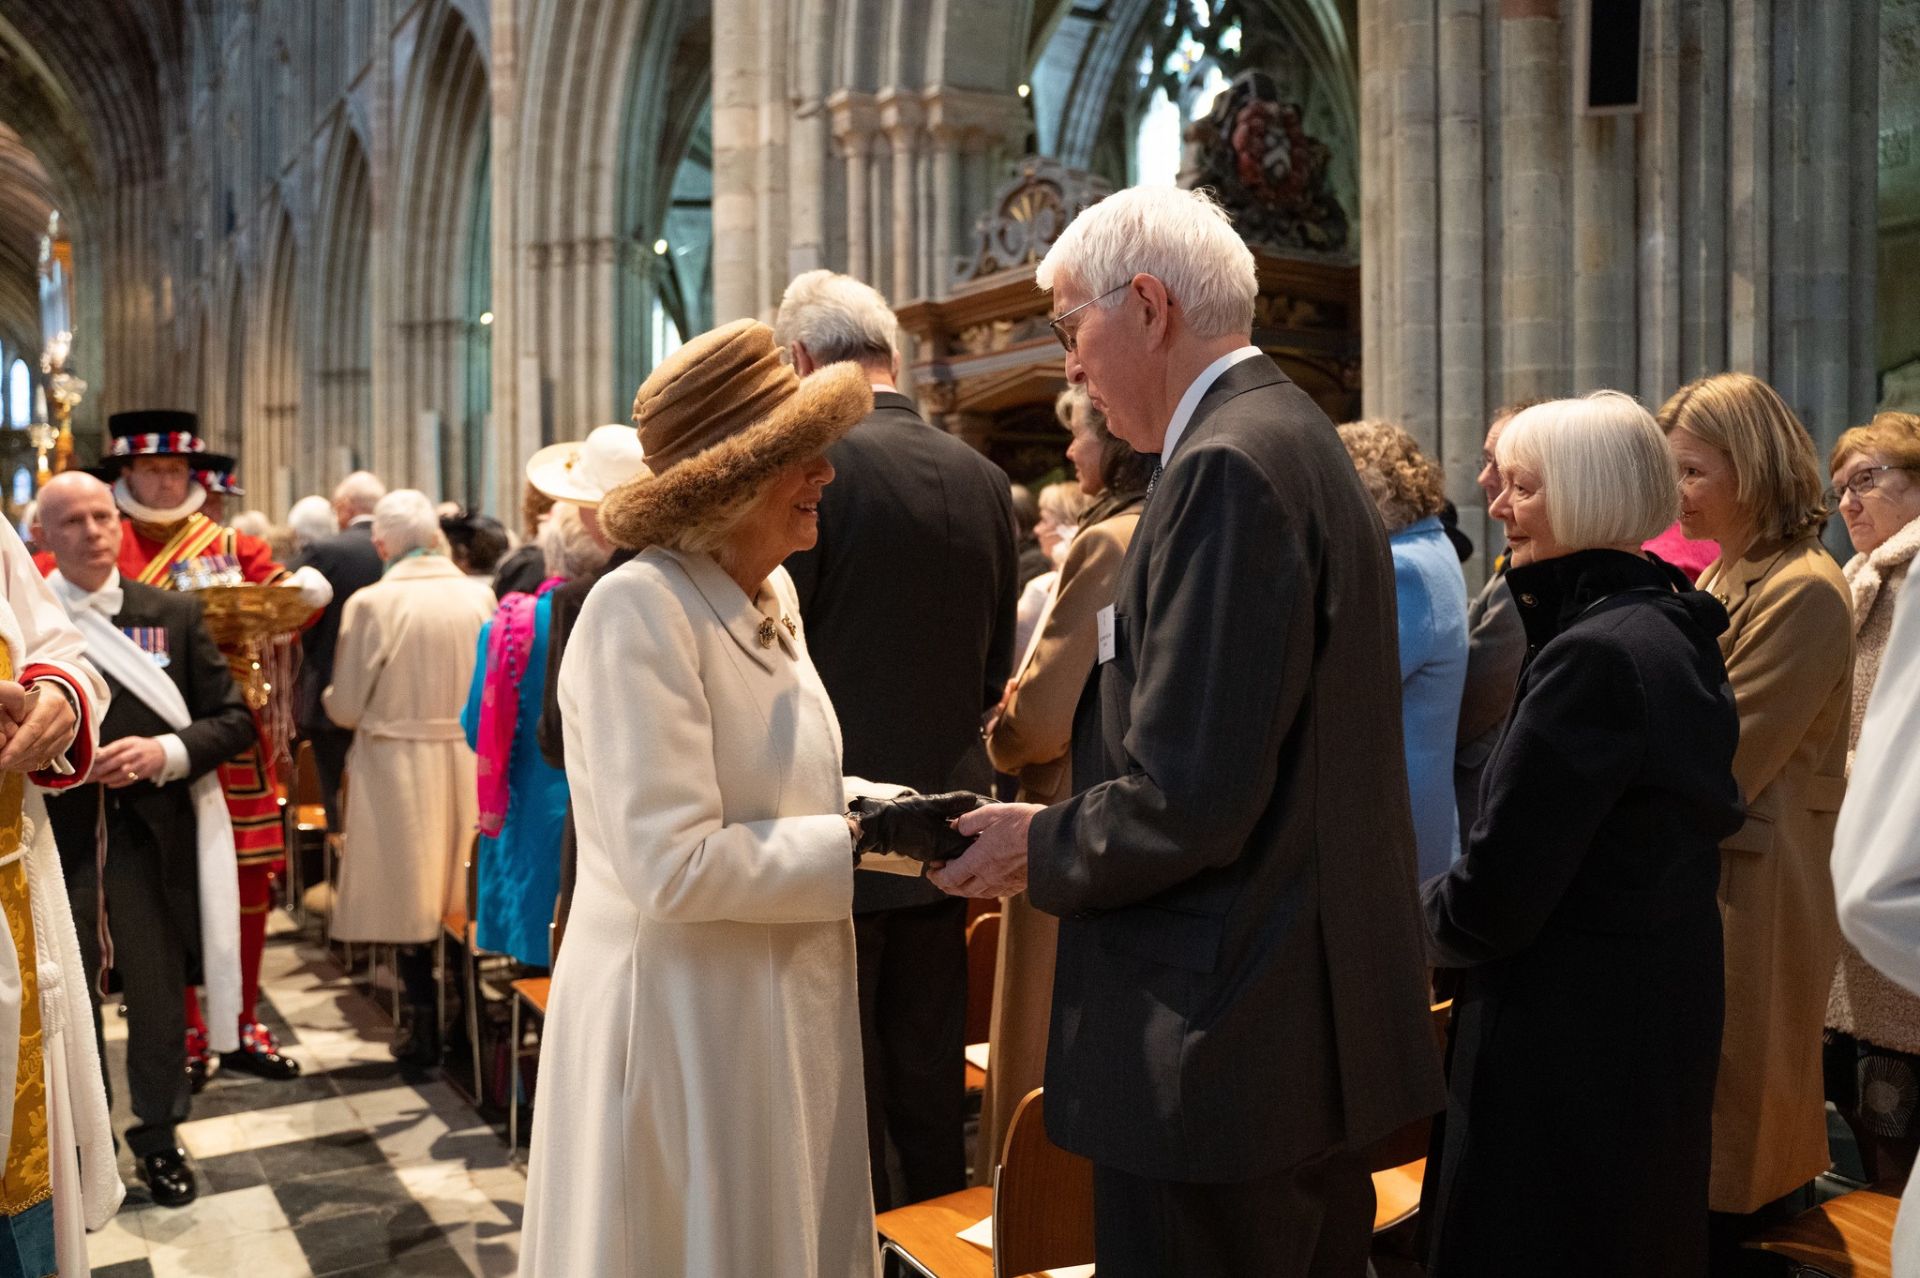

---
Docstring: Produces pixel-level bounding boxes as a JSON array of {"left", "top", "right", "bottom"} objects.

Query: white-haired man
[
  {"left": 295, "top": 469, "right": 388, "bottom": 834},
  {"left": 930, "top": 187, "right": 1445, "bottom": 1274},
  {"left": 324, "top": 490, "right": 494, "bottom": 1063},
  {"left": 774, "top": 269, "right": 1018, "bottom": 1211}
]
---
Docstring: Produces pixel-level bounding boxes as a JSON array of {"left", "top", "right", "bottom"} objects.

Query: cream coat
[
  {"left": 520, "top": 548, "right": 904, "bottom": 1277},
  {"left": 1701, "top": 534, "right": 1854, "bottom": 1213},
  {"left": 323, "top": 555, "right": 494, "bottom": 944}
]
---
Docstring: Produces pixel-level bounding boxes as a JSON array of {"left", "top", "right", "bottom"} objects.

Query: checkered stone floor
[{"left": 86, "top": 914, "right": 524, "bottom": 1277}]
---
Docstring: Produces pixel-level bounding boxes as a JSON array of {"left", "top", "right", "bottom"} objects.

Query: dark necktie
[{"left": 1145, "top": 458, "right": 1164, "bottom": 501}]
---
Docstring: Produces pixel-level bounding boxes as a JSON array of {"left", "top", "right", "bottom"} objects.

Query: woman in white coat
[
  {"left": 323, "top": 490, "right": 495, "bottom": 1057},
  {"left": 518, "top": 320, "right": 974, "bottom": 1277}
]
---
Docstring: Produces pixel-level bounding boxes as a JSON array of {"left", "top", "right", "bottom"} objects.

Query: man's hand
[
  {"left": 91, "top": 737, "right": 167, "bottom": 788},
  {"left": 0, "top": 682, "right": 75, "bottom": 774},
  {"left": 927, "top": 802, "right": 1043, "bottom": 899}
]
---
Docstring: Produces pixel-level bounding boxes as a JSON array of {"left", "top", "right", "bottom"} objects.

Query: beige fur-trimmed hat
[{"left": 599, "top": 319, "right": 872, "bottom": 550}]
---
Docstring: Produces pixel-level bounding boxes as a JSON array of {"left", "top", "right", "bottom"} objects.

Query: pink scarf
[{"left": 476, "top": 577, "right": 565, "bottom": 836}]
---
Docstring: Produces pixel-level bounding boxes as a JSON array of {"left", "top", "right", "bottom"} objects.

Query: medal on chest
[{"left": 120, "top": 626, "right": 171, "bottom": 668}]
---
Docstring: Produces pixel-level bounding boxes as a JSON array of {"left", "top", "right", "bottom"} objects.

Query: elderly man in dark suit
[
  {"left": 774, "top": 268, "right": 1018, "bottom": 1210},
  {"left": 294, "top": 470, "right": 386, "bottom": 830},
  {"left": 933, "top": 187, "right": 1445, "bottom": 1276},
  {"left": 36, "top": 472, "right": 255, "bottom": 1209}
]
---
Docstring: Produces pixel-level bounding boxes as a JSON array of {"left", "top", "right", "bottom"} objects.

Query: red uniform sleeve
[
  {"left": 235, "top": 531, "right": 289, "bottom": 586},
  {"left": 31, "top": 550, "right": 54, "bottom": 578},
  {"left": 20, "top": 663, "right": 94, "bottom": 789}
]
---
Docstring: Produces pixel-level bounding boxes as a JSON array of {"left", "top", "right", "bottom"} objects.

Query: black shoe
[
  {"left": 187, "top": 1056, "right": 210, "bottom": 1093},
  {"left": 391, "top": 1008, "right": 440, "bottom": 1068},
  {"left": 220, "top": 1021, "right": 301, "bottom": 1081},
  {"left": 136, "top": 1148, "right": 197, "bottom": 1208}
]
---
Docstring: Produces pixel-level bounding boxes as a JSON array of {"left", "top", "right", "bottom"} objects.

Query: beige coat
[
  {"left": 520, "top": 549, "right": 905, "bottom": 1276},
  {"left": 323, "top": 554, "right": 495, "bottom": 944},
  {"left": 1827, "top": 515, "right": 1920, "bottom": 1053},
  {"left": 977, "top": 498, "right": 1139, "bottom": 1183},
  {"left": 1701, "top": 533, "right": 1854, "bottom": 1212}
]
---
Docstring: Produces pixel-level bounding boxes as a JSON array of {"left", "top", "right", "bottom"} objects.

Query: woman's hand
[{"left": 849, "top": 792, "right": 990, "bottom": 863}]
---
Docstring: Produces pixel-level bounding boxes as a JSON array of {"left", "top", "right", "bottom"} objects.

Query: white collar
[
  {"left": 348, "top": 514, "right": 374, "bottom": 528},
  {"left": 114, "top": 478, "right": 206, "bottom": 525},
  {"left": 1161, "top": 345, "right": 1263, "bottom": 462},
  {"left": 49, "top": 566, "right": 122, "bottom": 611}
]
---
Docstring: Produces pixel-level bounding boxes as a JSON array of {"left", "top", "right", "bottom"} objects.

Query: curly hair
[
  {"left": 1335, "top": 419, "right": 1447, "bottom": 533},
  {"left": 1830, "top": 411, "right": 1920, "bottom": 477}
]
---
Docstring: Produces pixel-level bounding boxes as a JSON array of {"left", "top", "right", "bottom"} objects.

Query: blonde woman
[
  {"left": 977, "top": 387, "right": 1151, "bottom": 1178},
  {"left": 1658, "top": 371, "right": 1854, "bottom": 1262},
  {"left": 1822, "top": 411, "right": 1920, "bottom": 1184},
  {"left": 1012, "top": 478, "right": 1094, "bottom": 662}
]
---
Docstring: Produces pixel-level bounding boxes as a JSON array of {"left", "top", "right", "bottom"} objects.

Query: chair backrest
[
  {"left": 965, "top": 911, "right": 1002, "bottom": 1047},
  {"left": 464, "top": 830, "right": 482, "bottom": 924},
  {"left": 992, "top": 1089, "right": 1095, "bottom": 1278},
  {"left": 293, "top": 739, "right": 323, "bottom": 806}
]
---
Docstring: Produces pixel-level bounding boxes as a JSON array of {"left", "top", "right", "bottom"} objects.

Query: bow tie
[{"left": 77, "top": 584, "right": 124, "bottom": 617}]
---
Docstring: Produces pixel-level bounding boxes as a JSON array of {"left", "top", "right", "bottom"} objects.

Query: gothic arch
[
  {"left": 313, "top": 117, "right": 372, "bottom": 481},
  {"left": 393, "top": 0, "right": 491, "bottom": 502},
  {"left": 253, "top": 204, "right": 299, "bottom": 513}
]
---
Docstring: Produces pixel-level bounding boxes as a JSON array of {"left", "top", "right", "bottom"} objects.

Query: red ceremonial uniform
[{"left": 117, "top": 511, "right": 295, "bottom": 1048}]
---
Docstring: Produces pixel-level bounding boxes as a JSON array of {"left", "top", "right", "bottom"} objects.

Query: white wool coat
[
  {"left": 520, "top": 548, "right": 908, "bottom": 1277},
  {"left": 324, "top": 555, "right": 495, "bottom": 943}
]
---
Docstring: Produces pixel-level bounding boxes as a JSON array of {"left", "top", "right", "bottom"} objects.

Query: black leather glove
[{"left": 848, "top": 791, "right": 991, "bottom": 864}]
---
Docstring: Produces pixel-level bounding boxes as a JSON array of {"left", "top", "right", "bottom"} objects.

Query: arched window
[
  {"left": 7, "top": 360, "right": 30, "bottom": 428},
  {"left": 1131, "top": 2, "right": 1242, "bottom": 186}
]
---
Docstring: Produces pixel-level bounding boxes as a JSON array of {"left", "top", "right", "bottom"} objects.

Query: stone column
[
  {"left": 829, "top": 92, "right": 879, "bottom": 285},
  {"left": 711, "top": 0, "right": 763, "bottom": 322},
  {"left": 880, "top": 91, "right": 924, "bottom": 303}
]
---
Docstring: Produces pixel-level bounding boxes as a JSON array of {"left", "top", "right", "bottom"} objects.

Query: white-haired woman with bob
[
  {"left": 1421, "top": 392, "right": 1745, "bottom": 1277},
  {"left": 323, "top": 489, "right": 497, "bottom": 1057}
]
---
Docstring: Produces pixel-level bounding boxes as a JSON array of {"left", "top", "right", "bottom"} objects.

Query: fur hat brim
[{"left": 599, "top": 362, "right": 873, "bottom": 550}]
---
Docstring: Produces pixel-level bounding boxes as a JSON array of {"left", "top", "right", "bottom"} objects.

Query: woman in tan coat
[
  {"left": 1660, "top": 373, "right": 1854, "bottom": 1263},
  {"left": 975, "top": 389, "right": 1151, "bottom": 1178},
  {"left": 1822, "top": 411, "right": 1920, "bottom": 1184},
  {"left": 323, "top": 489, "right": 497, "bottom": 1058}
]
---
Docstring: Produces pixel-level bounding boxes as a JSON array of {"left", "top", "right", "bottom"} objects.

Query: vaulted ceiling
[{"left": 0, "top": 0, "right": 183, "bottom": 352}]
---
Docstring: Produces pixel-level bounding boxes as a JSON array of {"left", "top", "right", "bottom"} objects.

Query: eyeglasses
[
  {"left": 1048, "top": 284, "right": 1130, "bottom": 353},
  {"left": 1825, "top": 465, "right": 1914, "bottom": 508}
]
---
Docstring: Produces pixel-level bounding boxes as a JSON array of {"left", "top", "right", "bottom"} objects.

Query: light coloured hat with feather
[{"left": 598, "top": 319, "right": 872, "bottom": 549}]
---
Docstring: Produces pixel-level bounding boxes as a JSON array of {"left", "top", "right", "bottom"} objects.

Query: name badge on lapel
[
  {"left": 1096, "top": 605, "right": 1116, "bottom": 665},
  {"left": 120, "top": 626, "right": 171, "bottom": 668}
]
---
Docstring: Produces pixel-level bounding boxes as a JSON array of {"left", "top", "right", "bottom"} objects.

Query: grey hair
[
  {"left": 371, "top": 489, "right": 443, "bottom": 558},
  {"left": 333, "top": 470, "right": 387, "bottom": 516},
  {"left": 1498, "top": 391, "right": 1679, "bottom": 550},
  {"left": 539, "top": 502, "right": 611, "bottom": 579},
  {"left": 772, "top": 269, "right": 898, "bottom": 366},
  {"left": 287, "top": 495, "right": 336, "bottom": 550},
  {"left": 1037, "top": 480, "right": 1093, "bottom": 525},
  {"left": 1037, "top": 186, "right": 1257, "bottom": 340}
]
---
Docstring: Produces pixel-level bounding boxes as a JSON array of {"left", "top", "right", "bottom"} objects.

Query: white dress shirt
[
  {"left": 49, "top": 568, "right": 191, "bottom": 784},
  {"left": 1159, "top": 344, "right": 1264, "bottom": 463}
]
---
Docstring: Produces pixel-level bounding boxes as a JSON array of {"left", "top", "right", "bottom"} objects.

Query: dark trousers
[
  {"left": 853, "top": 895, "right": 967, "bottom": 1211},
  {"left": 1091, "top": 1148, "right": 1376, "bottom": 1278},
  {"left": 1707, "top": 1184, "right": 1816, "bottom": 1276},
  {"left": 307, "top": 725, "right": 352, "bottom": 831},
  {"left": 67, "top": 826, "right": 191, "bottom": 1159}
]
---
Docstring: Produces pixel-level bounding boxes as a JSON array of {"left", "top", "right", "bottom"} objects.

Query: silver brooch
[{"left": 757, "top": 618, "right": 777, "bottom": 648}]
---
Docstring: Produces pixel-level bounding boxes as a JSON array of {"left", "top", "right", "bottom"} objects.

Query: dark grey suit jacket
[
  {"left": 46, "top": 580, "right": 256, "bottom": 958},
  {"left": 1027, "top": 355, "right": 1446, "bottom": 1182},
  {"left": 785, "top": 391, "right": 1018, "bottom": 913},
  {"left": 1454, "top": 566, "right": 1526, "bottom": 840},
  {"left": 294, "top": 521, "right": 383, "bottom": 734}
]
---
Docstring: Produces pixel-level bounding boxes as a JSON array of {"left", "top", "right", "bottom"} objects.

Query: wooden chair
[
  {"left": 1366, "top": 1000, "right": 1453, "bottom": 1235},
  {"left": 964, "top": 911, "right": 1001, "bottom": 1093},
  {"left": 437, "top": 832, "right": 488, "bottom": 1098},
  {"left": 283, "top": 739, "right": 330, "bottom": 926},
  {"left": 878, "top": 1088, "right": 1095, "bottom": 1278},
  {"left": 507, "top": 976, "right": 551, "bottom": 1161},
  {"left": 1742, "top": 1185, "right": 1900, "bottom": 1278}
]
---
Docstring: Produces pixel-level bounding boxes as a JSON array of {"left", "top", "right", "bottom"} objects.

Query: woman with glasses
[
  {"left": 1822, "top": 411, "right": 1920, "bottom": 1185},
  {"left": 1658, "top": 371, "right": 1855, "bottom": 1269}
]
